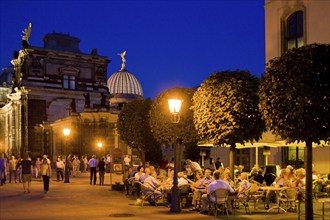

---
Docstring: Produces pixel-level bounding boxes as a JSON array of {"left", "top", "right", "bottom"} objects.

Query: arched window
[{"left": 286, "top": 11, "right": 304, "bottom": 50}]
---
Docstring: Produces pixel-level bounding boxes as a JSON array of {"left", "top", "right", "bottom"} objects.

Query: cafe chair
[
  {"left": 179, "top": 184, "right": 192, "bottom": 208},
  {"left": 126, "top": 177, "right": 137, "bottom": 196},
  {"left": 278, "top": 187, "right": 298, "bottom": 212},
  {"left": 208, "top": 189, "right": 229, "bottom": 217},
  {"left": 138, "top": 182, "right": 159, "bottom": 207},
  {"left": 234, "top": 187, "right": 251, "bottom": 214},
  {"left": 248, "top": 183, "right": 265, "bottom": 210}
]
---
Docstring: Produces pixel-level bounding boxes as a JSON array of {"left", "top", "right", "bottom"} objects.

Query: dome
[{"left": 107, "top": 69, "right": 143, "bottom": 97}]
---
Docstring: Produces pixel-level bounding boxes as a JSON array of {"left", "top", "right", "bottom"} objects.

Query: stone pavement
[{"left": 0, "top": 172, "right": 329, "bottom": 220}]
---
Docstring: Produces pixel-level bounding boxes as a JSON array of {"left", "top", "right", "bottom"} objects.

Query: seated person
[
  {"left": 249, "top": 167, "right": 258, "bottom": 180},
  {"left": 199, "top": 170, "right": 234, "bottom": 215},
  {"left": 123, "top": 167, "right": 136, "bottom": 195},
  {"left": 188, "top": 168, "right": 214, "bottom": 210},
  {"left": 189, "top": 171, "right": 203, "bottom": 211},
  {"left": 134, "top": 165, "right": 145, "bottom": 181},
  {"left": 222, "top": 169, "right": 235, "bottom": 188},
  {"left": 265, "top": 168, "right": 293, "bottom": 209},
  {"left": 143, "top": 173, "right": 162, "bottom": 206},
  {"left": 252, "top": 169, "right": 264, "bottom": 185},
  {"left": 166, "top": 172, "right": 189, "bottom": 206},
  {"left": 236, "top": 172, "right": 250, "bottom": 199},
  {"left": 139, "top": 167, "right": 150, "bottom": 183},
  {"left": 293, "top": 168, "right": 306, "bottom": 188},
  {"left": 149, "top": 165, "right": 158, "bottom": 178},
  {"left": 264, "top": 166, "right": 277, "bottom": 186},
  {"left": 134, "top": 166, "right": 145, "bottom": 197},
  {"left": 199, "top": 169, "right": 214, "bottom": 189}
]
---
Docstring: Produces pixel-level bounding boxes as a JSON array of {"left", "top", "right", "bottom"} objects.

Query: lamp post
[
  {"left": 63, "top": 128, "right": 71, "bottom": 183},
  {"left": 168, "top": 98, "right": 183, "bottom": 212}
]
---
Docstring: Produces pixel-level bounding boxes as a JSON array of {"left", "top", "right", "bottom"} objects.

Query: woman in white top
[
  {"left": 134, "top": 165, "right": 145, "bottom": 181},
  {"left": 40, "top": 159, "right": 51, "bottom": 193}
]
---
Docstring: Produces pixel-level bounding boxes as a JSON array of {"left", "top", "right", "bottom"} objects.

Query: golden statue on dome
[{"left": 118, "top": 51, "right": 126, "bottom": 70}]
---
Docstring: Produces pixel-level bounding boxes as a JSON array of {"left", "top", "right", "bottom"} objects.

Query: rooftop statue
[
  {"left": 22, "top": 23, "right": 32, "bottom": 43},
  {"left": 117, "top": 51, "right": 126, "bottom": 71},
  {"left": 11, "top": 23, "right": 32, "bottom": 93}
]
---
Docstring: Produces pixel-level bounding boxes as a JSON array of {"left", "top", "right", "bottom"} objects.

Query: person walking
[
  {"left": 72, "top": 156, "right": 80, "bottom": 177},
  {"left": 8, "top": 155, "right": 18, "bottom": 183},
  {"left": 20, "top": 154, "right": 33, "bottom": 193},
  {"left": 56, "top": 157, "right": 64, "bottom": 181},
  {"left": 98, "top": 157, "right": 106, "bottom": 185},
  {"left": 88, "top": 155, "right": 98, "bottom": 185},
  {"left": 83, "top": 156, "right": 88, "bottom": 172},
  {"left": 40, "top": 158, "right": 51, "bottom": 193},
  {"left": 0, "top": 153, "right": 6, "bottom": 186},
  {"left": 34, "top": 157, "right": 41, "bottom": 178},
  {"left": 214, "top": 157, "right": 224, "bottom": 170},
  {"left": 16, "top": 157, "right": 22, "bottom": 183}
]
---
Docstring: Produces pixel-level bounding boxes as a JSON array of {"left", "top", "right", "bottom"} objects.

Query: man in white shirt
[
  {"left": 88, "top": 155, "right": 98, "bottom": 185},
  {"left": 199, "top": 170, "right": 234, "bottom": 215},
  {"left": 56, "top": 157, "right": 65, "bottom": 181}
]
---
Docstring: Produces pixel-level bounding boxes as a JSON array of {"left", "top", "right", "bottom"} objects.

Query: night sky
[{"left": 0, "top": 0, "right": 265, "bottom": 99}]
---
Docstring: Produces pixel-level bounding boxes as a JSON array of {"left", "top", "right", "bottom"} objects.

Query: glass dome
[{"left": 107, "top": 69, "right": 143, "bottom": 97}]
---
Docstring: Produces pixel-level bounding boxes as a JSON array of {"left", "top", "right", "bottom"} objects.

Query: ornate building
[
  {"left": 0, "top": 25, "right": 144, "bottom": 165},
  {"left": 0, "top": 87, "right": 28, "bottom": 156}
]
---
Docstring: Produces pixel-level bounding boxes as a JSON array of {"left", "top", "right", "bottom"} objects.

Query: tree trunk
[
  {"left": 229, "top": 144, "right": 236, "bottom": 180},
  {"left": 305, "top": 140, "right": 313, "bottom": 220}
]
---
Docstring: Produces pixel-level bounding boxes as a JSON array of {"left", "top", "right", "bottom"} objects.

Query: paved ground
[{"left": 0, "top": 172, "right": 329, "bottom": 220}]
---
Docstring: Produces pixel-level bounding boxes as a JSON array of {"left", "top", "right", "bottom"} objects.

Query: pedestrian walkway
[{"left": 0, "top": 172, "right": 329, "bottom": 220}]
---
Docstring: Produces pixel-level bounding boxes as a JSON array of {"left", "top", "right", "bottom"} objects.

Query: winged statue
[
  {"left": 22, "top": 23, "right": 32, "bottom": 42},
  {"left": 117, "top": 51, "right": 126, "bottom": 70}
]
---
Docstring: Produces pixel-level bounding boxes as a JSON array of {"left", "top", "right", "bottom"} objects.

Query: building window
[
  {"left": 288, "top": 147, "right": 304, "bottom": 161},
  {"left": 286, "top": 11, "right": 304, "bottom": 50},
  {"left": 63, "top": 75, "right": 75, "bottom": 90}
]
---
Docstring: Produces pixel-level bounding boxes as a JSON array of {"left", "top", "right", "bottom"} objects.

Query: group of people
[
  {"left": 0, "top": 153, "right": 51, "bottom": 193},
  {"left": 122, "top": 158, "right": 252, "bottom": 214},
  {"left": 122, "top": 157, "right": 327, "bottom": 216},
  {"left": 0, "top": 153, "right": 110, "bottom": 194}
]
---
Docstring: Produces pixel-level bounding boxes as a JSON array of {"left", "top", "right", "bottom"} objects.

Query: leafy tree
[
  {"left": 149, "top": 87, "right": 198, "bottom": 155},
  {"left": 118, "top": 98, "right": 162, "bottom": 165},
  {"left": 259, "top": 44, "right": 330, "bottom": 219},
  {"left": 191, "top": 70, "right": 265, "bottom": 177}
]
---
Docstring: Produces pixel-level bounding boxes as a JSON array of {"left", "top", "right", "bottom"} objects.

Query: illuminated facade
[
  {"left": 265, "top": 0, "right": 330, "bottom": 61},
  {"left": 0, "top": 31, "right": 144, "bottom": 163},
  {"left": 264, "top": 0, "right": 330, "bottom": 173}
]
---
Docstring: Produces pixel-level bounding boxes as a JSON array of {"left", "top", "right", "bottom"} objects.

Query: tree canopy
[
  {"left": 259, "top": 43, "right": 330, "bottom": 219},
  {"left": 118, "top": 98, "right": 162, "bottom": 164},
  {"left": 149, "top": 87, "right": 198, "bottom": 146},
  {"left": 191, "top": 70, "right": 265, "bottom": 146},
  {"left": 259, "top": 43, "right": 330, "bottom": 143}
]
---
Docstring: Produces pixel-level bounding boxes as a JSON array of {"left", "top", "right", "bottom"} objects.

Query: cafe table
[
  {"left": 318, "top": 197, "right": 330, "bottom": 220},
  {"left": 260, "top": 186, "right": 289, "bottom": 213}
]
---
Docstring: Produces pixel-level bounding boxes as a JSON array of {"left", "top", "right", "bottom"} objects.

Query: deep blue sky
[{"left": 0, "top": 0, "right": 265, "bottom": 99}]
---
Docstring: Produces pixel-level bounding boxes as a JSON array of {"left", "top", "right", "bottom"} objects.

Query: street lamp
[
  {"left": 97, "top": 142, "right": 103, "bottom": 157},
  {"left": 63, "top": 128, "right": 71, "bottom": 183},
  {"left": 168, "top": 98, "right": 183, "bottom": 212}
]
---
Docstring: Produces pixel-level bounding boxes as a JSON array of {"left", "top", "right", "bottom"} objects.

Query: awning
[{"left": 197, "top": 131, "right": 330, "bottom": 149}]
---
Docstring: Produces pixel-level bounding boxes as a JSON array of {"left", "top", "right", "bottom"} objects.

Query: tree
[
  {"left": 149, "top": 87, "right": 198, "bottom": 154},
  {"left": 191, "top": 70, "right": 265, "bottom": 177},
  {"left": 259, "top": 44, "right": 330, "bottom": 219},
  {"left": 118, "top": 99, "right": 162, "bottom": 165}
]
